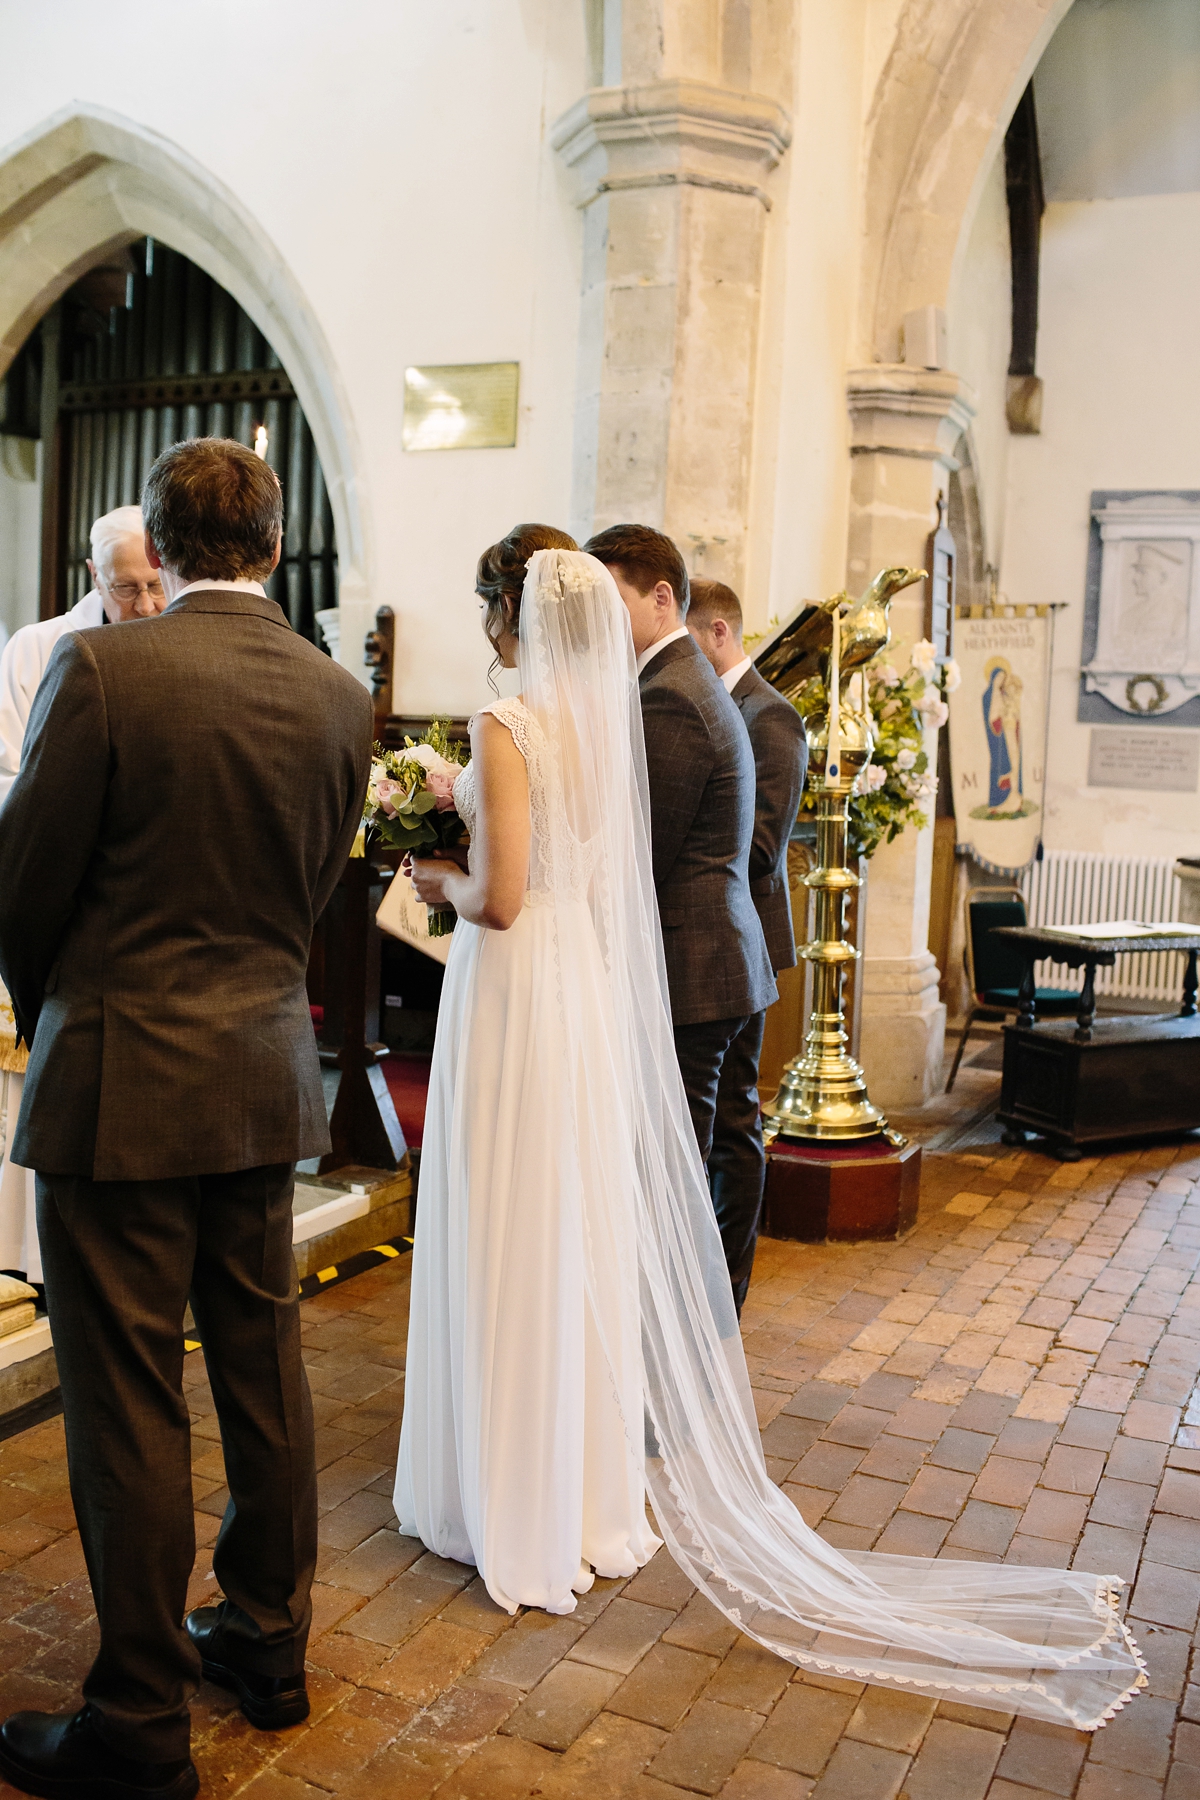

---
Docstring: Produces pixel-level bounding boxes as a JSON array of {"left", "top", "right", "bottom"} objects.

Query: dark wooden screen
[
  {"left": 1004, "top": 82, "right": 1045, "bottom": 382},
  {"left": 32, "top": 238, "right": 336, "bottom": 640}
]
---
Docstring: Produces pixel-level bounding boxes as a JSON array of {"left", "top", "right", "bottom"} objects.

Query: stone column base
[{"left": 858, "top": 951, "right": 946, "bottom": 1111}]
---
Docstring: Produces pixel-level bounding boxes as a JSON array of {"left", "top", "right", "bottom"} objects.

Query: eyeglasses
[{"left": 103, "top": 579, "right": 166, "bottom": 602}]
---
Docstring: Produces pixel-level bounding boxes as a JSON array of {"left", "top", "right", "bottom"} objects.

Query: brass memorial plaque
[{"left": 402, "top": 362, "right": 520, "bottom": 452}]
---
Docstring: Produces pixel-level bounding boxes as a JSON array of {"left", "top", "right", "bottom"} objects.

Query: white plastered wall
[
  {"left": 1001, "top": 189, "right": 1200, "bottom": 862},
  {"left": 751, "top": 0, "right": 876, "bottom": 631}
]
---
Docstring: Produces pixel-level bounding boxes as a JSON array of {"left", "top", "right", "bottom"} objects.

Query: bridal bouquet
[{"left": 363, "top": 718, "right": 468, "bottom": 936}]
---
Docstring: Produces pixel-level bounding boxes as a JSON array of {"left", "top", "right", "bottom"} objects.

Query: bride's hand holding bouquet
[{"left": 407, "top": 849, "right": 463, "bottom": 920}]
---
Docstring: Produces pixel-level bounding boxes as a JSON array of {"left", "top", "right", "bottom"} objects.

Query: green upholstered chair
[{"left": 944, "top": 887, "right": 1080, "bottom": 1092}]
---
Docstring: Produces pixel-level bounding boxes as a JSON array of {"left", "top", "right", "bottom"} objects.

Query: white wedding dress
[
  {"left": 394, "top": 693, "right": 659, "bottom": 1613},
  {"left": 395, "top": 551, "right": 1145, "bottom": 1726}
]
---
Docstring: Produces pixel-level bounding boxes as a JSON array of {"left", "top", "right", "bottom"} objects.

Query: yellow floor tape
[{"left": 185, "top": 1236, "right": 414, "bottom": 1353}]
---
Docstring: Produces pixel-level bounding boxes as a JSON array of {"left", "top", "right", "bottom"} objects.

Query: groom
[
  {"left": 584, "top": 525, "right": 776, "bottom": 1314},
  {"left": 0, "top": 438, "right": 372, "bottom": 1799},
  {"left": 688, "top": 578, "right": 808, "bottom": 1310}
]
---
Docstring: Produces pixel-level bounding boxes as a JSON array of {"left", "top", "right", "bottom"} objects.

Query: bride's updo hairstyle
[{"left": 476, "top": 523, "right": 577, "bottom": 650}]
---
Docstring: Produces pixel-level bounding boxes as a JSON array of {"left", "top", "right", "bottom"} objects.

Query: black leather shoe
[
  {"left": 0, "top": 1705, "right": 197, "bottom": 1800},
  {"left": 185, "top": 1604, "right": 310, "bottom": 1730}
]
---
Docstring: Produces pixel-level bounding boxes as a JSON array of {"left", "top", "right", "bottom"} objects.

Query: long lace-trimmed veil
[{"left": 517, "top": 549, "right": 1145, "bottom": 1729}]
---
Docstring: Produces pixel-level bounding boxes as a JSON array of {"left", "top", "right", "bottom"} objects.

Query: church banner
[{"left": 949, "top": 607, "right": 1053, "bottom": 876}]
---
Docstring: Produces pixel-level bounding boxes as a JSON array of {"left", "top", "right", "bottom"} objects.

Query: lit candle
[
  {"left": 253, "top": 424, "right": 268, "bottom": 459},
  {"left": 825, "top": 603, "right": 842, "bottom": 788}
]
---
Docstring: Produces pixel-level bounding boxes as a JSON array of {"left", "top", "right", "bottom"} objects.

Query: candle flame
[{"left": 253, "top": 424, "right": 268, "bottom": 459}]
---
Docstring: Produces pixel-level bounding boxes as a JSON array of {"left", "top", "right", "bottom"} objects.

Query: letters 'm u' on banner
[{"left": 949, "top": 606, "right": 1054, "bottom": 877}]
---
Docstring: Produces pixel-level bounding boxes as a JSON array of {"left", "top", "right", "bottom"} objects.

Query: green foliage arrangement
[{"left": 792, "top": 642, "right": 958, "bottom": 860}]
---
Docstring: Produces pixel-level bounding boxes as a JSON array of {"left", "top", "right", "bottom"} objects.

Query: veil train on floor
[{"left": 516, "top": 549, "right": 1144, "bottom": 1730}]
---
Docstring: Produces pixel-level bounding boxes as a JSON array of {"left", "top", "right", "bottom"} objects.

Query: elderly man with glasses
[
  {"left": 0, "top": 505, "right": 166, "bottom": 1289},
  {"left": 0, "top": 505, "right": 167, "bottom": 805}
]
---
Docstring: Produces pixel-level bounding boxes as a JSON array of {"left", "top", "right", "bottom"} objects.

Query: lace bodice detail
[
  {"left": 452, "top": 698, "right": 531, "bottom": 842},
  {"left": 453, "top": 696, "right": 586, "bottom": 901}
]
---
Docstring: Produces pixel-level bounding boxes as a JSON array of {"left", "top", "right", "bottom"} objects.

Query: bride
[{"left": 394, "top": 529, "right": 1144, "bottom": 1727}]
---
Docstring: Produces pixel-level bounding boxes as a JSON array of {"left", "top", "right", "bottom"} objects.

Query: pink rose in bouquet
[
  {"left": 426, "top": 769, "right": 459, "bottom": 812},
  {"left": 373, "top": 777, "right": 405, "bottom": 818}
]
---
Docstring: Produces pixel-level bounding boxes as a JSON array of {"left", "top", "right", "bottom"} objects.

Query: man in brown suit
[
  {"left": 689, "top": 578, "right": 808, "bottom": 1312},
  {"left": 0, "top": 440, "right": 372, "bottom": 1800}
]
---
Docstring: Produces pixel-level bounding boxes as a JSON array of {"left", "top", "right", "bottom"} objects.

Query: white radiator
[{"left": 1019, "top": 851, "right": 1184, "bottom": 1002}]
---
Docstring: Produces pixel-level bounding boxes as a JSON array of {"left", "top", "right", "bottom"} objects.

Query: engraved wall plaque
[
  {"left": 1087, "top": 727, "right": 1200, "bottom": 792},
  {"left": 402, "top": 362, "right": 519, "bottom": 452}
]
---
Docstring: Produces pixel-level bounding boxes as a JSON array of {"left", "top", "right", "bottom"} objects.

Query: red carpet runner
[{"left": 382, "top": 1052, "right": 432, "bottom": 1149}]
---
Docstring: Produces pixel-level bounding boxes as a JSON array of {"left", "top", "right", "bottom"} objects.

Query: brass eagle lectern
[{"left": 755, "top": 566, "right": 925, "bottom": 1144}]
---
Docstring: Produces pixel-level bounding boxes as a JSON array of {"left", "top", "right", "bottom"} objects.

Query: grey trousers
[{"left": 36, "top": 1163, "right": 317, "bottom": 1761}]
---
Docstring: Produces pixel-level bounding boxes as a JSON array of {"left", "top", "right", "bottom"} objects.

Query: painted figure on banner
[
  {"left": 949, "top": 611, "right": 1051, "bottom": 876},
  {"left": 982, "top": 658, "right": 1028, "bottom": 815}
]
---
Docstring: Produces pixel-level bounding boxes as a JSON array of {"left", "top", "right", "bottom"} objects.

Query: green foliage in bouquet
[{"left": 792, "top": 642, "right": 954, "bottom": 860}]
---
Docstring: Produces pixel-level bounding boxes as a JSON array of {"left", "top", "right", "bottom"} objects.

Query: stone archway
[
  {"left": 858, "top": 0, "right": 1074, "bottom": 362},
  {"left": 0, "top": 103, "right": 368, "bottom": 648},
  {"left": 845, "top": 1, "right": 1081, "bottom": 1109}
]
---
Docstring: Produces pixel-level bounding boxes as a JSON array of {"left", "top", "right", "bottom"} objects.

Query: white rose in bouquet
[{"left": 407, "top": 742, "right": 461, "bottom": 778}]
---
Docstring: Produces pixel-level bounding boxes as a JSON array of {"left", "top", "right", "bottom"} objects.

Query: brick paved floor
[{"left": 0, "top": 1134, "right": 1199, "bottom": 1798}]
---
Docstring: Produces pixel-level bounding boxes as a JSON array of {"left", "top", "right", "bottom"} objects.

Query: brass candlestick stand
[{"left": 759, "top": 566, "right": 925, "bottom": 1144}]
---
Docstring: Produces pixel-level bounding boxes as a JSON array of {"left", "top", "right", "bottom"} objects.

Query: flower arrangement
[
  {"left": 363, "top": 718, "right": 469, "bottom": 935},
  {"left": 793, "top": 642, "right": 960, "bottom": 859}
]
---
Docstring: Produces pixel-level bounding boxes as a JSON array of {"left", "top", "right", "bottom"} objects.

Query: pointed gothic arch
[
  {"left": 0, "top": 102, "right": 367, "bottom": 617},
  {"left": 859, "top": 0, "right": 1074, "bottom": 360}
]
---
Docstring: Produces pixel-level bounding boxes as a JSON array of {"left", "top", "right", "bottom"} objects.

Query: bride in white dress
[
  {"left": 395, "top": 527, "right": 657, "bottom": 1612},
  {"left": 395, "top": 532, "right": 1145, "bottom": 1726}
]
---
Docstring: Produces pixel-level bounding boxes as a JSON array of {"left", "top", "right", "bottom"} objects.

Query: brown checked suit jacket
[
  {"left": 638, "top": 634, "right": 776, "bottom": 1028},
  {"left": 729, "top": 663, "right": 809, "bottom": 974},
  {"left": 0, "top": 589, "right": 373, "bottom": 1182}
]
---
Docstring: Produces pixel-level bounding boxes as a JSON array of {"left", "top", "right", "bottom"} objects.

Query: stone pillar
[
  {"left": 845, "top": 366, "right": 976, "bottom": 1111},
  {"left": 552, "top": 77, "right": 789, "bottom": 591}
]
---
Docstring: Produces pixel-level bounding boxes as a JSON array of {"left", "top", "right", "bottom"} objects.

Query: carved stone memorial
[{"left": 1081, "top": 491, "right": 1200, "bottom": 723}]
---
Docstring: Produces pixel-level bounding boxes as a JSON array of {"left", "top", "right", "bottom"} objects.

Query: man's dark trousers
[
  {"left": 36, "top": 1163, "right": 316, "bottom": 1762},
  {"left": 673, "top": 1013, "right": 765, "bottom": 1313},
  {"left": 707, "top": 1011, "right": 768, "bottom": 1312}
]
